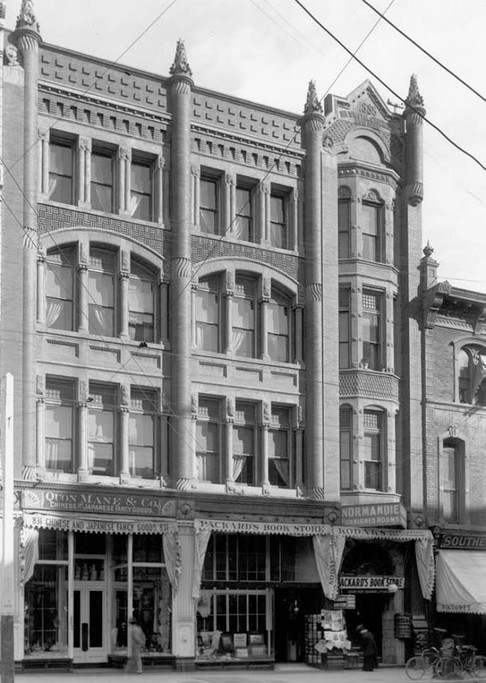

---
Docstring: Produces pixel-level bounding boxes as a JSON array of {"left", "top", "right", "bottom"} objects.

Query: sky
[{"left": 5, "top": 0, "right": 486, "bottom": 293}]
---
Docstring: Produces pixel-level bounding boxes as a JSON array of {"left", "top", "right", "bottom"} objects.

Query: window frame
[
  {"left": 130, "top": 155, "right": 154, "bottom": 221},
  {"left": 267, "top": 287, "right": 290, "bottom": 363},
  {"left": 232, "top": 275, "right": 257, "bottom": 358},
  {"left": 129, "top": 387, "right": 158, "bottom": 479},
  {"left": 129, "top": 258, "right": 157, "bottom": 343},
  {"left": 339, "top": 405, "right": 353, "bottom": 490},
  {"left": 235, "top": 181, "right": 256, "bottom": 243},
  {"left": 45, "top": 376, "right": 76, "bottom": 473},
  {"left": 363, "top": 408, "right": 385, "bottom": 491},
  {"left": 338, "top": 188, "right": 351, "bottom": 259},
  {"left": 88, "top": 246, "right": 117, "bottom": 338},
  {"left": 91, "top": 146, "right": 115, "bottom": 213},
  {"left": 458, "top": 345, "right": 486, "bottom": 406},
  {"left": 195, "top": 275, "right": 222, "bottom": 353},
  {"left": 268, "top": 405, "right": 292, "bottom": 488},
  {"left": 45, "top": 246, "right": 76, "bottom": 332},
  {"left": 49, "top": 136, "right": 75, "bottom": 205},
  {"left": 362, "top": 289, "right": 383, "bottom": 371},
  {"left": 199, "top": 174, "right": 220, "bottom": 235},
  {"left": 87, "top": 382, "right": 118, "bottom": 477},
  {"left": 269, "top": 190, "right": 289, "bottom": 250},
  {"left": 361, "top": 195, "right": 384, "bottom": 263},
  {"left": 339, "top": 287, "right": 351, "bottom": 369},
  {"left": 233, "top": 401, "right": 257, "bottom": 486},
  {"left": 196, "top": 397, "right": 222, "bottom": 483}
]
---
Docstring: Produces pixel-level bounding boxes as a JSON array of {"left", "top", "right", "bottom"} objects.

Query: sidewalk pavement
[{"left": 13, "top": 664, "right": 414, "bottom": 683}]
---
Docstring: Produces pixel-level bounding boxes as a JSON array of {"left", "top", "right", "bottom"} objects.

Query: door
[{"left": 73, "top": 586, "right": 106, "bottom": 663}]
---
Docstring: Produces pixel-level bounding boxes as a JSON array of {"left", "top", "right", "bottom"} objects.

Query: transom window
[{"left": 49, "top": 138, "right": 74, "bottom": 205}]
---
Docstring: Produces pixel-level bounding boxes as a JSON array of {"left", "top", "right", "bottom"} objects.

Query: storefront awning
[{"left": 436, "top": 550, "right": 486, "bottom": 614}]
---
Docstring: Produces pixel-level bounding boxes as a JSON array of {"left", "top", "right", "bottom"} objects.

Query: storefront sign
[
  {"left": 339, "top": 575, "right": 405, "bottom": 592},
  {"left": 341, "top": 503, "right": 406, "bottom": 528},
  {"left": 439, "top": 533, "right": 486, "bottom": 550},
  {"left": 195, "top": 518, "right": 330, "bottom": 536},
  {"left": 23, "top": 512, "right": 174, "bottom": 535},
  {"left": 22, "top": 489, "right": 175, "bottom": 517}
]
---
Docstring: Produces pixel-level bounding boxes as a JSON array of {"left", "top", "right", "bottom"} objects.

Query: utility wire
[
  {"left": 293, "top": 0, "right": 486, "bottom": 172},
  {"left": 361, "top": 0, "right": 486, "bottom": 103}
]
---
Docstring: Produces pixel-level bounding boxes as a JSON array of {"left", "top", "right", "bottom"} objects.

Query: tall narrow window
[
  {"left": 49, "top": 139, "right": 74, "bottom": 204},
  {"left": 270, "top": 193, "right": 288, "bottom": 249},
  {"left": 196, "top": 398, "right": 221, "bottom": 483},
  {"left": 233, "top": 275, "right": 256, "bottom": 358},
  {"left": 200, "top": 177, "right": 219, "bottom": 234},
  {"left": 91, "top": 149, "right": 114, "bottom": 212},
  {"left": 338, "top": 188, "right": 351, "bottom": 259},
  {"left": 235, "top": 185, "right": 254, "bottom": 242},
  {"left": 268, "top": 288, "right": 290, "bottom": 362},
  {"left": 130, "top": 158, "right": 153, "bottom": 221},
  {"left": 268, "top": 406, "right": 291, "bottom": 488},
  {"left": 441, "top": 440, "right": 460, "bottom": 524},
  {"left": 339, "top": 287, "right": 351, "bottom": 369},
  {"left": 45, "top": 377, "right": 75, "bottom": 472},
  {"left": 195, "top": 276, "right": 221, "bottom": 352},
  {"left": 89, "top": 248, "right": 115, "bottom": 337},
  {"left": 364, "top": 409, "right": 384, "bottom": 491},
  {"left": 458, "top": 346, "right": 486, "bottom": 405},
  {"left": 361, "top": 196, "right": 382, "bottom": 262},
  {"left": 362, "top": 290, "right": 382, "bottom": 370},
  {"left": 129, "top": 388, "right": 157, "bottom": 478},
  {"left": 87, "top": 383, "right": 117, "bottom": 476},
  {"left": 233, "top": 402, "right": 256, "bottom": 485},
  {"left": 339, "top": 405, "right": 353, "bottom": 490},
  {"left": 46, "top": 247, "right": 76, "bottom": 331},
  {"left": 129, "top": 259, "right": 155, "bottom": 342}
]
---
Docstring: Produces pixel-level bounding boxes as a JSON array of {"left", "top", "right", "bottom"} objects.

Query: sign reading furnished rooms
[{"left": 341, "top": 502, "right": 406, "bottom": 528}]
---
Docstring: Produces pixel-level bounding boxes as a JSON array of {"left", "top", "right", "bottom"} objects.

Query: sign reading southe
[
  {"left": 340, "top": 575, "right": 405, "bottom": 592},
  {"left": 22, "top": 489, "right": 175, "bottom": 517},
  {"left": 341, "top": 503, "right": 406, "bottom": 528}
]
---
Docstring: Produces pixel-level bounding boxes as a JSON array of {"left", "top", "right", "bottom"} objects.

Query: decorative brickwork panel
[
  {"left": 192, "top": 93, "right": 301, "bottom": 147},
  {"left": 40, "top": 47, "right": 168, "bottom": 114},
  {"left": 339, "top": 370, "right": 399, "bottom": 401}
]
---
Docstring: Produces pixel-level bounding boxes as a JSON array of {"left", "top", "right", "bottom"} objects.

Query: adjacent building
[{"left": 0, "top": 0, "right": 483, "bottom": 672}]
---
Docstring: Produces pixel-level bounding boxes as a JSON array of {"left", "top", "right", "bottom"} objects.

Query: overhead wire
[
  {"left": 361, "top": 0, "right": 486, "bottom": 103},
  {"left": 293, "top": 0, "right": 486, "bottom": 172}
]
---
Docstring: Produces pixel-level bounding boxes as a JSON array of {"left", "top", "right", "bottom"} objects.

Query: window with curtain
[
  {"left": 196, "top": 397, "right": 221, "bottom": 483},
  {"left": 362, "top": 289, "right": 383, "bottom": 370},
  {"left": 195, "top": 275, "right": 221, "bottom": 352},
  {"left": 129, "top": 388, "right": 157, "bottom": 478},
  {"left": 339, "top": 405, "right": 353, "bottom": 490},
  {"left": 268, "top": 288, "right": 290, "bottom": 362},
  {"left": 361, "top": 198, "right": 383, "bottom": 262},
  {"left": 364, "top": 409, "right": 384, "bottom": 491},
  {"left": 339, "top": 287, "right": 351, "bottom": 369},
  {"left": 88, "top": 247, "right": 116, "bottom": 337},
  {"left": 91, "top": 149, "right": 114, "bottom": 212},
  {"left": 270, "top": 192, "right": 288, "bottom": 249},
  {"left": 49, "top": 138, "right": 74, "bottom": 204},
  {"left": 233, "top": 402, "right": 256, "bottom": 485},
  {"left": 441, "top": 440, "right": 461, "bottom": 524},
  {"left": 130, "top": 158, "right": 153, "bottom": 221},
  {"left": 233, "top": 275, "right": 256, "bottom": 357},
  {"left": 129, "top": 259, "right": 156, "bottom": 342},
  {"left": 338, "top": 189, "right": 351, "bottom": 259},
  {"left": 45, "top": 376, "right": 75, "bottom": 472},
  {"left": 235, "top": 185, "right": 254, "bottom": 242},
  {"left": 200, "top": 177, "right": 219, "bottom": 234},
  {"left": 46, "top": 247, "right": 76, "bottom": 331},
  {"left": 458, "top": 345, "right": 486, "bottom": 405},
  {"left": 268, "top": 406, "right": 291, "bottom": 487},
  {"left": 88, "top": 383, "right": 117, "bottom": 476}
]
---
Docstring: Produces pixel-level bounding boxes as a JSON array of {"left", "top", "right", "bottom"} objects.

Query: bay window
[
  {"left": 339, "top": 287, "right": 351, "bottom": 369},
  {"left": 364, "top": 409, "right": 384, "bottom": 491},
  {"left": 361, "top": 196, "right": 383, "bottom": 262},
  {"left": 339, "top": 405, "right": 353, "bottom": 490},
  {"left": 362, "top": 289, "right": 383, "bottom": 370}
]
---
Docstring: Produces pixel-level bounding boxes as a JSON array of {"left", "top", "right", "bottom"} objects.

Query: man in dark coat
[{"left": 356, "top": 624, "right": 378, "bottom": 671}]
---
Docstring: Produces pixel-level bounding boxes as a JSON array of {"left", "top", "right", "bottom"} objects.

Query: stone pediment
[{"left": 325, "top": 80, "right": 391, "bottom": 131}]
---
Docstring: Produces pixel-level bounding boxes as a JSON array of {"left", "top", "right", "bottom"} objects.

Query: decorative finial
[
  {"left": 170, "top": 39, "right": 193, "bottom": 78},
  {"left": 406, "top": 74, "right": 425, "bottom": 110},
  {"left": 423, "top": 241, "right": 434, "bottom": 258},
  {"left": 304, "top": 80, "right": 323, "bottom": 115}
]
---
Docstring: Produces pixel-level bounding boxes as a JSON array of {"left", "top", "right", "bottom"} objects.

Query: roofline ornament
[
  {"left": 170, "top": 39, "right": 193, "bottom": 79},
  {"left": 304, "top": 80, "right": 323, "bottom": 115},
  {"left": 16, "top": 0, "right": 40, "bottom": 32}
]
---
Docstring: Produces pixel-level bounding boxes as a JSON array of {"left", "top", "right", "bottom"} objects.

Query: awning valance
[
  {"left": 436, "top": 550, "right": 486, "bottom": 614},
  {"left": 23, "top": 511, "right": 174, "bottom": 535}
]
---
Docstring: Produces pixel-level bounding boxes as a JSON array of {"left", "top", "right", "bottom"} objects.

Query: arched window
[
  {"left": 364, "top": 408, "right": 385, "bottom": 491},
  {"left": 233, "top": 275, "right": 257, "bottom": 358},
  {"left": 88, "top": 247, "right": 116, "bottom": 337},
  {"left": 458, "top": 345, "right": 486, "bottom": 405},
  {"left": 129, "top": 259, "right": 156, "bottom": 342},
  {"left": 339, "top": 405, "right": 353, "bottom": 490}
]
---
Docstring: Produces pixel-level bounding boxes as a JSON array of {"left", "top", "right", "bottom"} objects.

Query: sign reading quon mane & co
[{"left": 341, "top": 502, "right": 406, "bottom": 527}]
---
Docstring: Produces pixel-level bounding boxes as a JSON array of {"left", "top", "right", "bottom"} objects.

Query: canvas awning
[{"left": 436, "top": 550, "right": 486, "bottom": 614}]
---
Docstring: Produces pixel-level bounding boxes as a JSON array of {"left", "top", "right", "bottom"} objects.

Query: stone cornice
[
  {"left": 338, "top": 163, "right": 401, "bottom": 187},
  {"left": 191, "top": 123, "right": 305, "bottom": 159}
]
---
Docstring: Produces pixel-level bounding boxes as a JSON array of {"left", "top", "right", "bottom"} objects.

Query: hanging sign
[
  {"left": 341, "top": 503, "right": 407, "bottom": 528},
  {"left": 339, "top": 575, "right": 405, "bottom": 592}
]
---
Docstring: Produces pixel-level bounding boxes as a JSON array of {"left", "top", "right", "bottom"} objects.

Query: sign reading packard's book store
[{"left": 339, "top": 575, "right": 405, "bottom": 592}]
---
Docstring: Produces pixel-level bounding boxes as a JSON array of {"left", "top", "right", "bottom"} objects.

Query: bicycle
[
  {"left": 434, "top": 644, "right": 486, "bottom": 679},
  {"left": 405, "top": 647, "right": 441, "bottom": 680}
]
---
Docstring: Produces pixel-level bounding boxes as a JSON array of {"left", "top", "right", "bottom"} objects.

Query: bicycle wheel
[
  {"left": 406, "top": 656, "right": 426, "bottom": 680},
  {"left": 472, "top": 655, "right": 486, "bottom": 678},
  {"left": 435, "top": 656, "right": 462, "bottom": 679}
]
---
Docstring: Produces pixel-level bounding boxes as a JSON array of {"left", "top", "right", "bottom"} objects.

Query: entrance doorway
[
  {"left": 274, "top": 586, "right": 323, "bottom": 662},
  {"left": 73, "top": 586, "right": 106, "bottom": 663}
]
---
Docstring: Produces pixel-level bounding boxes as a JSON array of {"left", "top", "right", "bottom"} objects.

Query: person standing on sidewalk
[
  {"left": 356, "top": 624, "right": 378, "bottom": 672},
  {"left": 126, "top": 617, "right": 146, "bottom": 674}
]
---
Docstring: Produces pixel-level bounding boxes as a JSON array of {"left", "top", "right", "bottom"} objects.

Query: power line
[
  {"left": 293, "top": 0, "right": 486, "bottom": 172},
  {"left": 361, "top": 0, "right": 486, "bottom": 103}
]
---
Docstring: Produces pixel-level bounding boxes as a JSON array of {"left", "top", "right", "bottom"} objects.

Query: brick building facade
[{"left": 1, "top": 0, "right": 483, "bottom": 672}]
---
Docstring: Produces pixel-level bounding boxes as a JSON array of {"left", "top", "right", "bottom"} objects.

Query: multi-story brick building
[{"left": 4, "top": 0, "right": 483, "bottom": 672}]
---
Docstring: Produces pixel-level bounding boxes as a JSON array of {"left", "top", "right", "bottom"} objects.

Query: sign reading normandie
[
  {"left": 341, "top": 503, "right": 406, "bottom": 528},
  {"left": 22, "top": 489, "right": 174, "bottom": 517}
]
